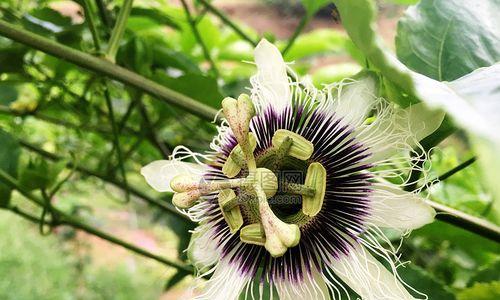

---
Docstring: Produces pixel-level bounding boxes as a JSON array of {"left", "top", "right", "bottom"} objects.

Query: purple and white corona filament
[{"left": 141, "top": 40, "right": 444, "bottom": 299}]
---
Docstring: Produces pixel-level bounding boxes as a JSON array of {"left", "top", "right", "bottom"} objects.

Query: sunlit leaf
[
  {"left": 458, "top": 281, "right": 500, "bottom": 300},
  {"left": 130, "top": 7, "right": 179, "bottom": 29},
  {"left": 397, "top": 0, "right": 500, "bottom": 81},
  {"left": 280, "top": 29, "right": 350, "bottom": 61}
]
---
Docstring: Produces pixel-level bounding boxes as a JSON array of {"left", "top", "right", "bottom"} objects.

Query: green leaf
[
  {"left": 0, "top": 36, "right": 28, "bottom": 74},
  {"left": 398, "top": 265, "right": 456, "bottom": 300},
  {"left": 153, "top": 72, "right": 223, "bottom": 109},
  {"left": 21, "top": 7, "right": 72, "bottom": 36},
  {"left": 0, "top": 83, "right": 18, "bottom": 105},
  {"left": 385, "top": 0, "right": 419, "bottom": 4},
  {"left": 180, "top": 16, "right": 220, "bottom": 53},
  {"left": 116, "top": 36, "right": 154, "bottom": 76},
  {"left": 130, "top": 7, "right": 179, "bottom": 30},
  {"left": 468, "top": 259, "right": 500, "bottom": 287},
  {"left": 0, "top": 129, "right": 20, "bottom": 207},
  {"left": 19, "top": 157, "right": 65, "bottom": 191},
  {"left": 300, "top": 0, "right": 331, "bottom": 16},
  {"left": 333, "top": 0, "right": 500, "bottom": 152},
  {"left": 311, "top": 63, "right": 362, "bottom": 88},
  {"left": 152, "top": 46, "right": 201, "bottom": 74},
  {"left": 397, "top": 0, "right": 500, "bottom": 81},
  {"left": 458, "top": 281, "right": 500, "bottom": 300},
  {"left": 280, "top": 29, "right": 351, "bottom": 61}
]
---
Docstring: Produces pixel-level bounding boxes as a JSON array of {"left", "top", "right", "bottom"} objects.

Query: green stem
[
  {"left": 282, "top": 15, "right": 309, "bottom": 56},
  {"left": 180, "top": 0, "right": 219, "bottom": 77},
  {"left": 0, "top": 20, "right": 219, "bottom": 122},
  {"left": 420, "top": 157, "right": 477, "bottom": 192},
  {"left": 106, "top": 0, "right": 134, "bottom": 61},
  {"left": 82, "top": 0, "right": 102, "bottom": 51},
  {"left": 18, "top": 139, "right": 191, "bottom": 222},
  {"left": 428, "top": 200, "right": 500, "bottom": 243},
  {"left": 0, "top": 170, "right": 192, "bottom": 273},
  {"left": 94, "top": 0, "right": 113, "bottom": 31},
  {"left": 197, "top": 0, "right": 257, "bottom": 46}
]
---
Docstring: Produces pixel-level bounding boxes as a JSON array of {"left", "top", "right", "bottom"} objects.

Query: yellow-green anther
[
  {"left": 218, "top": 189, "right": 243, "bottom": 234},
  {"left": 255, "top": 184, "right": 300, "bottom": 257},
  {"left": 240, "top": 223, "right": 266, "bottom": 246},
  {"left": 172, "top": 189, "right": 202, "bottom": 209},
  {"left": 222, "top": 133, "right": 258, "bottom": 178},
  {"left": 272, "top": 129, "right": 314, "bottom": 160},
  {"left": 170, "top": 174, "right": 201, "bottom": 192},
  {"left": 302, "top": 162, "right": 326, "bottom": 217}
]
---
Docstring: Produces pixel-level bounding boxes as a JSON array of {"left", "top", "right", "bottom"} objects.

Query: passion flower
[{"left": 141, "top": 39, "right": 444, "bottom": 299}]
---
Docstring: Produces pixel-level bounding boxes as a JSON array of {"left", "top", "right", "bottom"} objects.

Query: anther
[
  {"left": 272, "top": 129, "right": 314, "bottom": 160},
  {"left": 240, "top": 223, "right": 266, "bottom": 246},
  {"left": 222, "top": 133, "right": 257, "bottom": 178},
  {"left": 218, "top": 189, "right": 243, "bottom": 234},
  {"left": 302, "top": 162, "right": 327, "bottom": 217}
]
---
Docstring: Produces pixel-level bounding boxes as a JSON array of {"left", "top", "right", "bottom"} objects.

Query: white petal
[
  {"left": 334, "top": 74, "right": 378, "bottom": 127},
  {"left": 367, "top": 183, "right": 436, "bottom": 231},
  {"left": 252, "top": 39, "right": 290, "bottom": 112},
  {"left": 330, "top": 244, "right": 415, "bottom": 300},
  {"left": 194, "top": 258, "right": 251, "bottom": 300},
  {"left": 187, "top": 224, "right": 221, "bottom": 272},
  {"left": 276, "top": 268, "right": 330, "bottom": 300},
  {"left": 140, "top": 160, "right": 206, "bottom": 192},
  {"left": 404, "top": 102, "right": 446, "bottom": 142},
  {"left": 359, "top": 102, "right": 445, "bottom": 163}
]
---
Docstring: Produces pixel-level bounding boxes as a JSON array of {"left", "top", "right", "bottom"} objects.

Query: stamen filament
[{"left": 281, "top": 182, "right": 316, "bottom": 197}]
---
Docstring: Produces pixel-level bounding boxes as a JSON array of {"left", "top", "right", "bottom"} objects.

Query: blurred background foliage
[{"left": 0, "top": 0, "right": 499, "bottom": 299}]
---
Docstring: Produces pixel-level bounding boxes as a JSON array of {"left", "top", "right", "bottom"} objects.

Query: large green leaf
[
  {"left": 0, "top": 129, "right": 20, "bottom": 207},
  {"left": 334, "top": 0, "right": 500, "bottom": 215},
  {"left": 397, "top": 0, "right": 500, "bottom": 81},
  {"left": 334, "top": 0, "right": 499, "bottom": 138}
]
